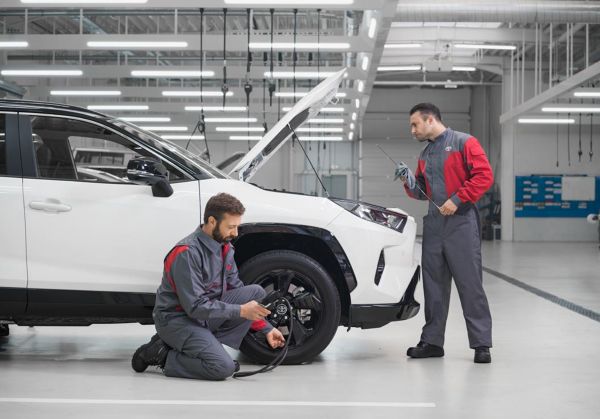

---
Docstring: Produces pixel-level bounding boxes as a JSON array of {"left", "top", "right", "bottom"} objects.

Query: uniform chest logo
[
  {"left": 226, "top": 264, "right": 232, "bottom": 271},
  {"left": 444, "top": 146, "right": 453, "bottom": 152}
]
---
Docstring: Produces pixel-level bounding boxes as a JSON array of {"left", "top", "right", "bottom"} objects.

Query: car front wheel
[{"left": 239, "top": 250, "right": 341, "bottom": 365}]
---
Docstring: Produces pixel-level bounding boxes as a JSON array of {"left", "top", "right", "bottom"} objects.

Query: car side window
[
  {"left": 0, "top": 114, "right": 6, "bottom": 175},
  {"left": 29, "top": 115, "right": 187, "bottom": 183}
]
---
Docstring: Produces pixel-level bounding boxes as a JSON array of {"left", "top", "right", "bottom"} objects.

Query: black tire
[{"left": 239, "top": 250, "right": 341, "bottom": 365}]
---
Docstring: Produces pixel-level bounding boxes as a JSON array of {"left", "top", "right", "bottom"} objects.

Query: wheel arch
[{"left": 233, "top": 223, "right": 356, "bottom": 325}]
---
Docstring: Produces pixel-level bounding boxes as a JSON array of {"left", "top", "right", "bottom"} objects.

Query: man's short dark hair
[
  {"left": 203, "top": 193, "right": 245, "bottom": 224},
  {"left": 409, "top": 103, "right": 442, "bottom": 122}
]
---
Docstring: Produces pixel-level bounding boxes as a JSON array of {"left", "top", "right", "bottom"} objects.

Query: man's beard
[{"left": 212, "top": 224, "right": 234, "bottom": 243}]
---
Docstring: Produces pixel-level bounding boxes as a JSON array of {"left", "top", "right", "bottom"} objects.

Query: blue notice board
[{"left": 515, "top": 175, "right": 600, "bottom": 217}]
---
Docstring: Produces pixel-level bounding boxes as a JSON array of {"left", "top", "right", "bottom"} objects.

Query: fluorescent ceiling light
[
  {"left": 276, "top": 92, "right": 346, "bottom": 98},
  {"left": 226, "top": 0, "right": 352, "bottom": 4},
  {"left": 350, "top": 123, "right": 355, "bottom": 130},
  {"left": 185, "top": 106, "right": 247, "bottom": 112},
  {"left": 131, "top": 70, "right": 214, "bottom": 77},
  {"left": 230, "top": 136, "right": 263, "bottom": 141},
  {"left": 298, "top": 136, "right": 344, "bottom": 141},
  {"left": 204, "top": 117, "right": 257, "bottom": 123},
  {"left": 282, "top": 106, "right": 344, "bottom": 113},
  {"left": 88, "top": 105, "right": 148, "bottom": 110},
  {"left": 542, "top": 106, "right": 600, "bottom": 113},
  {"left": 88, "top": 41, "right": 187, "bottom": 48},
  {"left": 119, "top": 117, "right": 171, "bottom": 122},
  {"left": 351, "top": 112, "right": 357, "bottom": 121},
  {"left": 384, "top": 43, "right": 422, "bottom": 49},
  {"left": 518, "top": 118, "right": 575, "bottom": 124},
  {"left": 348, "top": 131, "right": 354, "bottom": 140},
  {"left": 162, "top": 91, "right": 233, "bottom": 97},
  {"left": 216, "top": 127, "right": 264, "bottom": 132},
  {"left": 140, "top": 126, "right": 188, "bottom": 132},
  {"left": 0, "top": 41, "right": 28, "bottom": 48},
  {"left": 361, "top": 56, "right": 370, "bottom": 71},
  {"left": 249, "top": 42, "right": 350, "bottom": 50},
  {"left": 355, "top": 99, "right": 360, "bottom": 109},
  {"left": 264, "top": 71, "right": 336, "bottom": 79},
  {"left": 377, "top": 66, "right": 421, "bottom": 72},
  {"left": 22, "top": 0, "right": 146, "bottom": 3},
  {"left": 368, "top": 18, "right": 377, "bottom": 39},
  {"left": 297, "top": 127, "right": 344, "bottom": 133},
  {"left": 308, "top": 118, "right": 344, "bottom": 124},
  {"left": 452, "top": 66, "right": 476, "bottom": 72},
  {"left": 573, "top": 91, "right": 600, "bottom": 98},
  {"left": 357, "top": 80, "right": 364, "bottom": 92},
  {"left": 455, "top": 43, "right": 516, "bottom": 51},
  {"left": 161, "top": 135, "right": 205, "bottom": 140},
  {"left": 51, "top": 90, "right": 121, "bottom": 96},
  {"left": 1, "top": 69, "right": 82, "bottom": 76}
]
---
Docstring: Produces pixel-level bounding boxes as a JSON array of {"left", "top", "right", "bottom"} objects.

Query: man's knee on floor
[{"left": 205, "top": 357, "right": 237, "bottom": 381}]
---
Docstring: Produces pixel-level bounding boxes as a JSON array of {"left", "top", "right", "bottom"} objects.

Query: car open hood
[{"left": 229, "top": 67, "right": 347, "bottom": 182}]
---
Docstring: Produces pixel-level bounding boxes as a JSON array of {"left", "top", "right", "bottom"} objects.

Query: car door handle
[{"left": 29, "top": 200, "right": 72, "bottom": 213}]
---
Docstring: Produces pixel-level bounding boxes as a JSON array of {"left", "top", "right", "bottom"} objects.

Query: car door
[
  {"left": 0, "top": 112, "right": 27, "bottom": 315},
  {"left": 19, "top": 113, "right": 201, "bottom": 312}
]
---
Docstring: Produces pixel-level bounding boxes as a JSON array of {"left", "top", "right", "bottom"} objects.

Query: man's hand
[
  {"left": 394, "top": 162, "right": 416, "bottom": 188},
  {"left": 439, "top": 199, "right": 458, "bottom": 216},
  {"left": 240, "top": 300, "right": 270, "bottom": 321},
  {"left": 266, "top": 328, "right": 286, "bottom": 349}
]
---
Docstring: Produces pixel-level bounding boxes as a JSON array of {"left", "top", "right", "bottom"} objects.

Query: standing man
[
  {"left": 132, "top": 192, "right": 285, "bottom": 380},
  {"left": 397, "top": 103, "right": 494, "bottom": 363}
]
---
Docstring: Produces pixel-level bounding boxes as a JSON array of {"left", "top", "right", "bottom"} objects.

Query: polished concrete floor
[{"left": 1, "top": 241, "right": 599, "bottom": 419}]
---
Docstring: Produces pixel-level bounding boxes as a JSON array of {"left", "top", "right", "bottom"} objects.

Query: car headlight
[{"left": 331, "top": 198, "right": 408, "bottom": 233}]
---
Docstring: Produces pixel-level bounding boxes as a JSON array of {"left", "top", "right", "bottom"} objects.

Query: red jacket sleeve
[{"left": 455, "top": 137, "right": 494, "bottom": 203}]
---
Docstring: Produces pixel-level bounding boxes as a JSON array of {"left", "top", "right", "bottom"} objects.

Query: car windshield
[{"left": 110, "top": 119, "right": 231, "bottom": 179}]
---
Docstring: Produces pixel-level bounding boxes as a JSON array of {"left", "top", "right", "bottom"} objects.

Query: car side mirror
[{"left": 126, "top": 158, "right": 173, "bottom": 198}]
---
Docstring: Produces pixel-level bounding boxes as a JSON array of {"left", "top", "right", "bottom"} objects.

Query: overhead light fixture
[
  {"left": 131, "top": 70, "right": 214, "bottom": 77},
  {"left": 518, "top": 118, "right": 575, "bottom": 124},
  {"left": 542, "top": 106, "right": 600, "bottom": 113},
  {"left": 88, "top": 41, "right": 188, "bottom": 48},
  {"left": 140, "top": 126, "right": 188, "bottom": 131},
  {"left": 1, "top": 69, "right": 82, "bottom": 76},
  {"left": 351, "top": 112, "right": 357, "bottom": 121},
  {"left": 204, "top": 117, "right": 257, "bottom": 123},
  {"left": 162, "top": 135, "right": 205, "bottom": 140},
  {"left": 368, "top": 18, "right": 377, "bottom": 39},
  {"left": 455, "top": 43, "right": 516, "bottom": 51},
  {"left": 88, "top": 104, "right": 148, "bottom": 110},
  {"left": 384, "top": 43, "right": 422, "bottom": 49},
  {"left": 226, "top": 0, "right": 352, "bottom": 4},
  {"left": 216, "top": 127, "right": 264, "bottom": 132},
  {"left": 162, "top": 91, "right": 233, "bottom": 97},
  {"left": 361, "top": 56, "right": 370, "bottom": 71},
  {"left": 275, "top": 92, "right": 346, "bottom": 98},
  {"left": 355, "top": 99, "right": 360, "bottom": 109},
  {"left": 573, "top": 91, "right": 600, "bottom": 98},
  {"left": 264, "top": 71, "right": 336, "bottom": 79},
  {"left": 249, "top": 42, "right": 350, "bottom": 50},
  {"left": 282, "top": 106, "right": 344, "bottom": 113},
  {"left": 21, "top": 0, "right": 147, "bottom": 3},
  {"left": 357, "top": 80, "right": 364, "bottom": 92},
  {"left": 350, "top": 123, "right": 355, "bottom": 130},
  {"left": 51, "top": 90, "right": 121, "bottom": 96},
  {"left": 185, "top": 106, "right": 247, "bottom": 112},
  {"left": 452, "top": 66, "right": 476, "bottom": 72},
  {"left": 377, "top": 66, "right": 421, "bottom": 72},
  {"left": 308, "top": 118, "right": 345, "bottom": 124},
  {"left": 297, "top": 127, "right": 344, "bottom": 133},
  {"left": 298, "top": 136, "right": 344, "bottom": 141},
  {"left": 0, "top": 41, "right": 28, "bottom": 48},
  {"left": 119, "top": 117, "right": 171, "bottom": 122},
  {"left": 230, "top": 135, "right": 263, "bottom": 140},
  {"left": 348, "top": 131, "right": 354, "bottom": 140}
]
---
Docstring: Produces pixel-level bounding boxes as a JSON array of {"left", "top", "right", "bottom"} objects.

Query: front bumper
[{"left": 348, "top": 266, "right": 420, "bottom": 329}]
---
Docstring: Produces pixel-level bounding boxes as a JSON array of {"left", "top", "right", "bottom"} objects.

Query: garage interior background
[{"left": 1, "top": 0, "right": 599, "bottom": 241}]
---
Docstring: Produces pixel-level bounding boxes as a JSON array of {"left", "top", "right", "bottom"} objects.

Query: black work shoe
[
  {"left": 474, "top": 347, "right": 491, "bottom": 364},
  {"left": 407, "top": 341, "right": 444, "bottom": 358},
  {"left": 131, "top": 334, "right": 169, "bottom": 373}
]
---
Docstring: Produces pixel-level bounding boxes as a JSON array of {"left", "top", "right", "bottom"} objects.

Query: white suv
[{"left": 0, "top": 69, "right": 420, "bottom": 364}]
